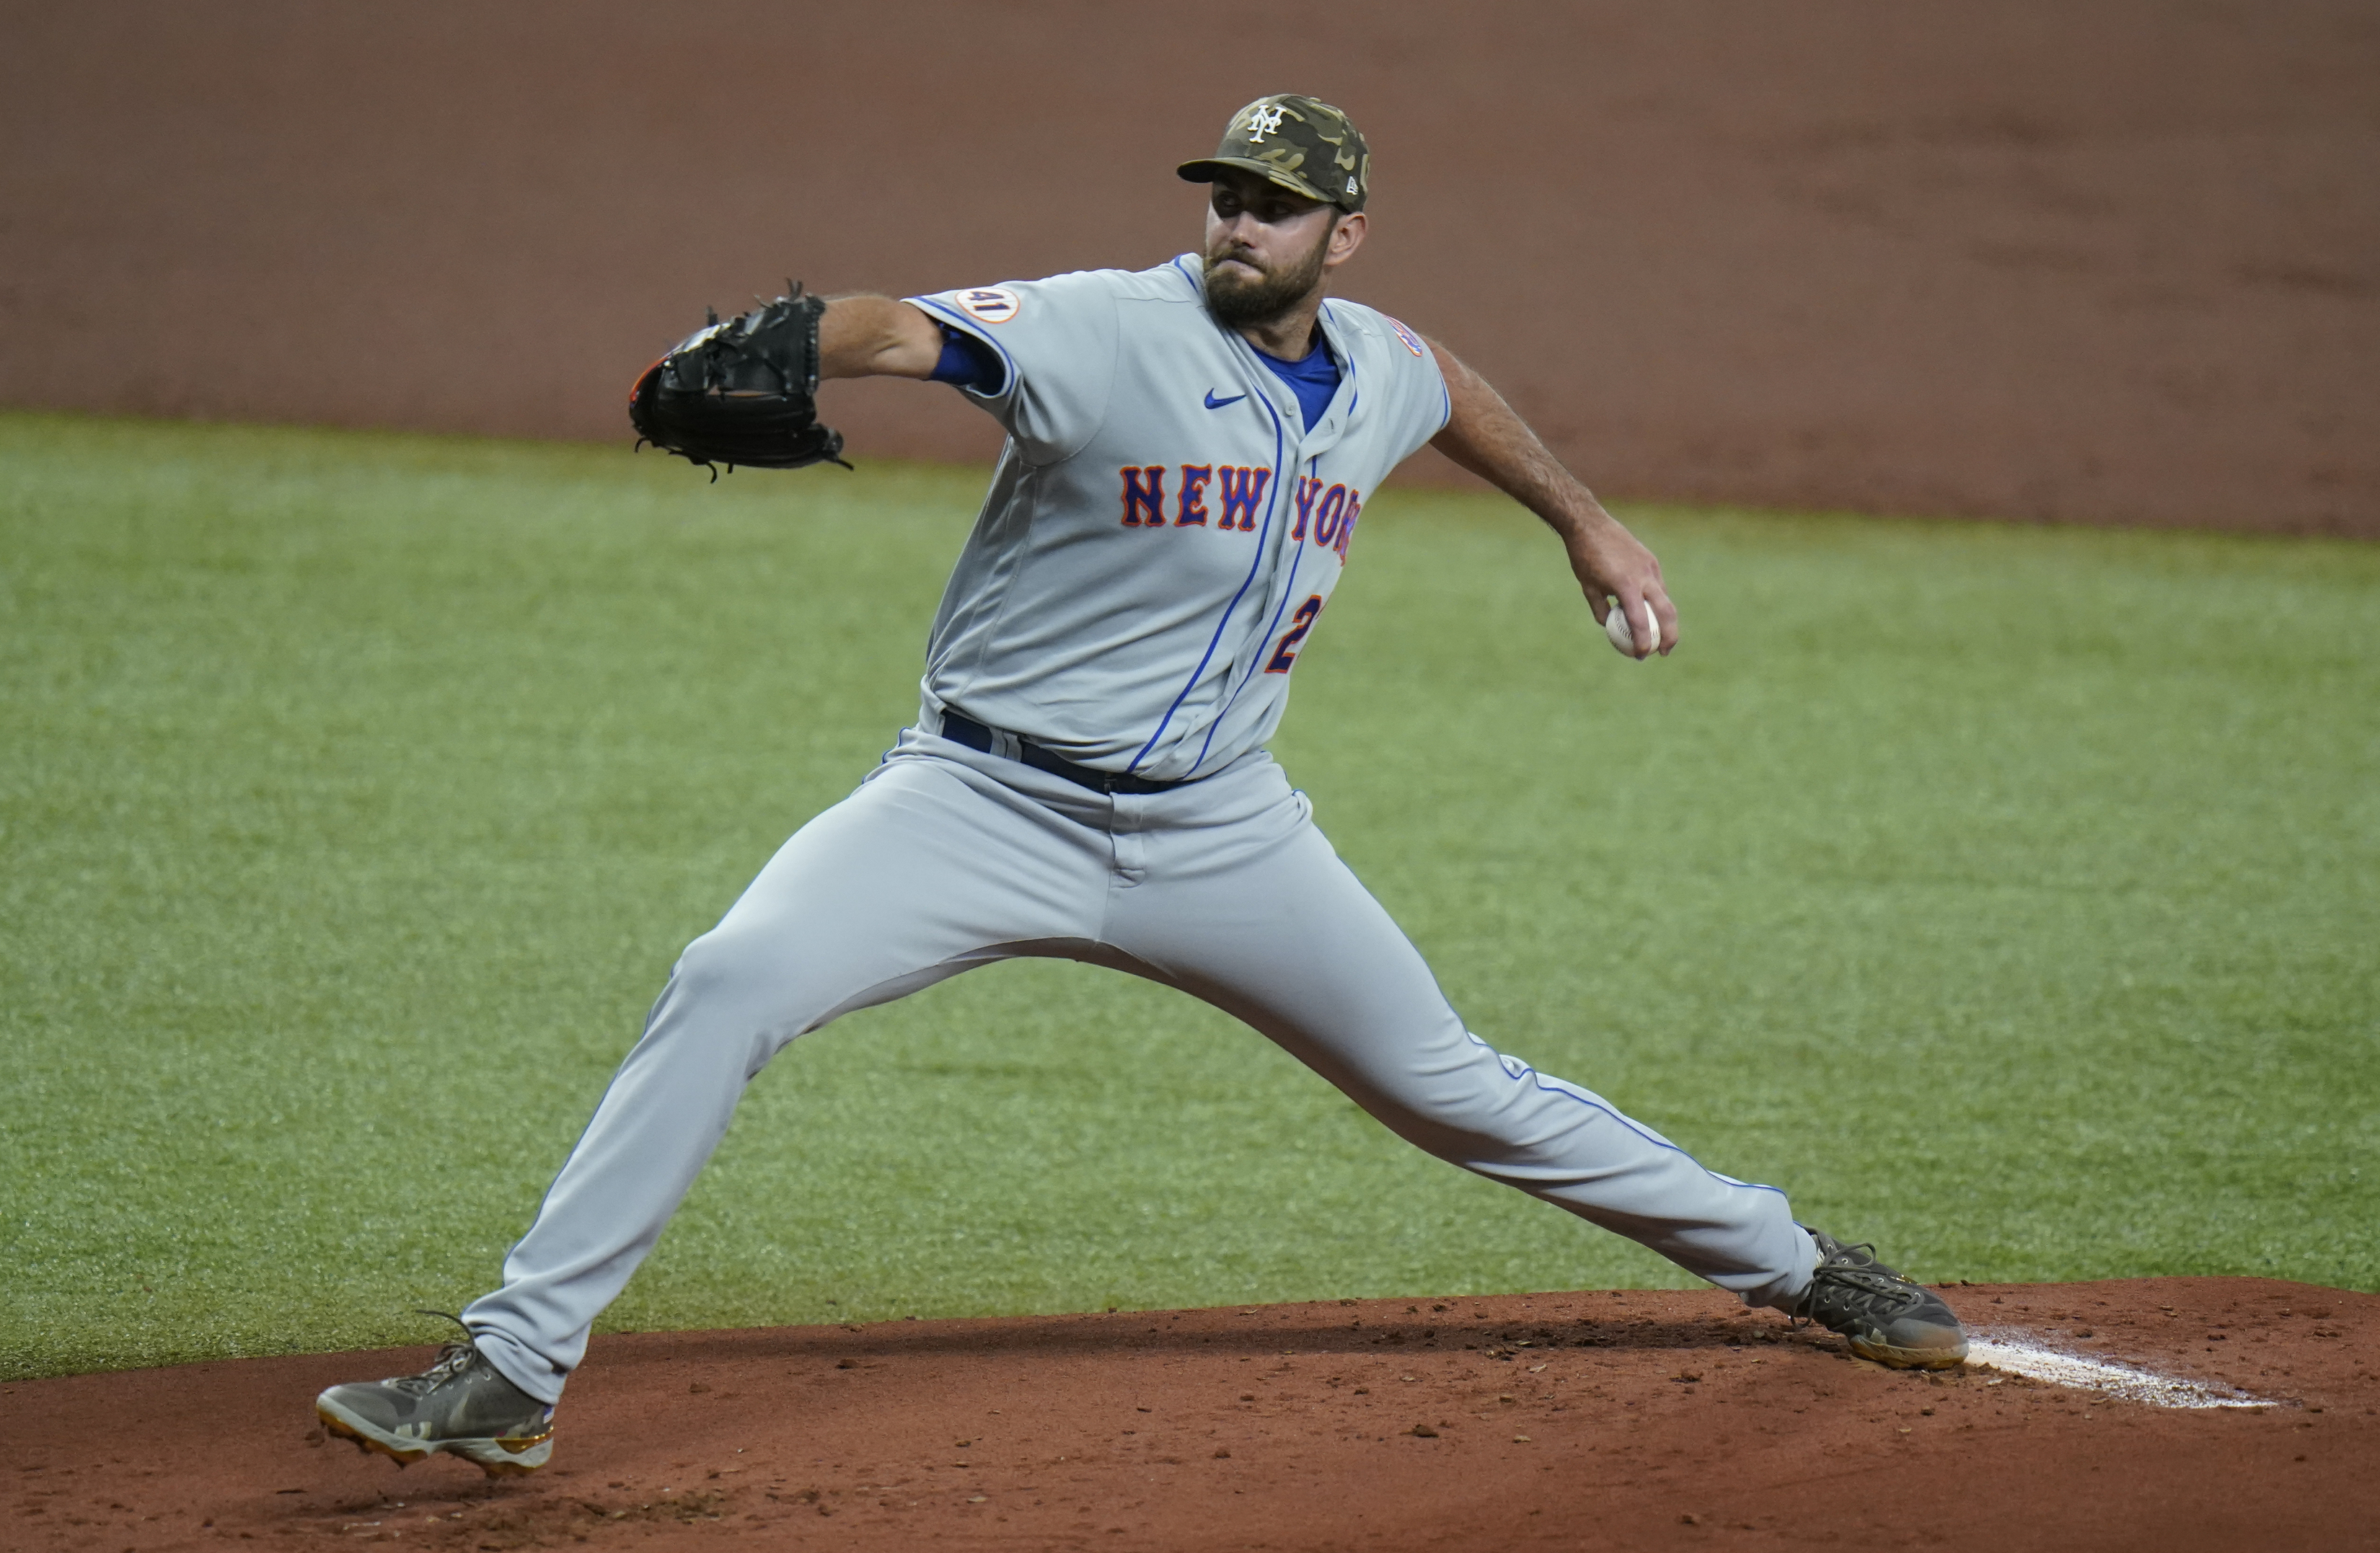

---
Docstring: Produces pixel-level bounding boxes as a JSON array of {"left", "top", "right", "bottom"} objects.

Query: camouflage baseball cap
[{"left": 1178, "top": 94, "right": 1370, "bottom": 213}]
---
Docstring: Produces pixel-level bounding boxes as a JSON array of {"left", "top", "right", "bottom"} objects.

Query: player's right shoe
[
  {"left": 1789, "top": 1228, "right": 1969, "bottom": 1369},
  {"left": 315, "top": 1327, "right": 555, "bottom": 1476}
]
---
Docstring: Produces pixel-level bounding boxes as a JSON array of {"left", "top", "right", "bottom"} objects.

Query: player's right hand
[{"left": 1562, "top": 513, "right": 1677, "bottom": 659}]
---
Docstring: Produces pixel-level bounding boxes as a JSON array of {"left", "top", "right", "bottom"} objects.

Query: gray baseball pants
[{"left": 465, "top": 728, "right": 1817, "bottom": 1403}]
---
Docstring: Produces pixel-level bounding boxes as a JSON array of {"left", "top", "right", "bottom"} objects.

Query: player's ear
[{"left": 1325, "top": 211, "right": 1368, "bottom": 268}]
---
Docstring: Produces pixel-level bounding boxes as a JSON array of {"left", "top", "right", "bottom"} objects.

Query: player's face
[{"left": 1202, "top": 171, "right": 1358, "bottom": 329}]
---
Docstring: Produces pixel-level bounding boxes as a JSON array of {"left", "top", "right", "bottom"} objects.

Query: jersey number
[{"left": 1264, "top": 595, "right": 1325, "bottom": 674}]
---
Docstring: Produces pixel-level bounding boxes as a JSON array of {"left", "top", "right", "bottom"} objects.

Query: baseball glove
[{"left": 629, "top": 284, "right": 849, "bottom": 477}]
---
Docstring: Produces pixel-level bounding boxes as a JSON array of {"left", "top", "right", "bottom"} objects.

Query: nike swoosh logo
[{"left": 1203, "top": 390, "right": 1247, "bottom": 410}]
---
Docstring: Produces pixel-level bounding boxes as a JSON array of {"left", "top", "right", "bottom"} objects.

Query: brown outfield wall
[{"left": 1, "top": 1, "right": 2374, "bottom": 535}]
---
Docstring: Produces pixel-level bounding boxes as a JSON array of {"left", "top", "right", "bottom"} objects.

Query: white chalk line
[{"left": 1965, "top": 1328, "right": 2275, "bottom": 1409}]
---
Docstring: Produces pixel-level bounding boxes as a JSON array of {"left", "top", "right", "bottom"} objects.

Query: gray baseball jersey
[{"left": 909, "top": 257, "right": 1450, "bottom": 782}]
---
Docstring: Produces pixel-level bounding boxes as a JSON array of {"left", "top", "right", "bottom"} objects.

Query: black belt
[{"left": 937, "top": 710, "right": 1194, "bottom": 795}]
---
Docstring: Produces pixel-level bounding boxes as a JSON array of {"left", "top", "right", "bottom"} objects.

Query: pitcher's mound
[{"left": 7, "top": 1278, "right": 2373, "bottom": 1551}]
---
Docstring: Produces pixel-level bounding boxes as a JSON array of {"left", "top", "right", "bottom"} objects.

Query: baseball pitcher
[{"left": 317, "top": 94, "right": 1966, "bottom": 1477}]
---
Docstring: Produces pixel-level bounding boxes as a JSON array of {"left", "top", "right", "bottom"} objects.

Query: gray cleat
[
  {"left": 316, "top": 1320, "right": 555, "bottom": 1476},
  {"left": 1790, "top": 1229, "right": 1970, "bottom": 1369}
]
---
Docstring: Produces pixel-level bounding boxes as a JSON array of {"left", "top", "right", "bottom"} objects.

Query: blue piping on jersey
[
  {"left": 1189, "top": 451, "right": 1314, "bottom": 776},
  {"left": 1188, "top": 322, "right": 1361, "bottom": 774},
  {"left": 1323, "top": 302, "right": 1360, "bottom": 424},
  {"left": 1464, "top": 1030, "right": 1791, "bottom": 1199},
  {"left": 1129, "top": 384, "right": 1288, "bottom": 776},
  {"left": 909, "top": 296, "right": 1021, "bottom": 399}
]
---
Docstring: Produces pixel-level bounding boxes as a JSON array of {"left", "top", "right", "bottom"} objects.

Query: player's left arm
[{"left": 1424, "top": 339, "right": 1675, "bottom": 658}]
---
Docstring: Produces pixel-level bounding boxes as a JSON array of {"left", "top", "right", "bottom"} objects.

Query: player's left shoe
[
  {"left": 316, "top": 1322, "right": 555, "bottom": 1476},
  {"left": 1789, "top": 1228, "right": 1969, "bottom": 1369}
]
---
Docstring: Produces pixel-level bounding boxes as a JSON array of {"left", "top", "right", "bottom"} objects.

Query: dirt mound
[
  {"left": 1, "top": 3, "right": 2374, "bottom": 534},
  {"left": 6, "top": 1278, "right": 2371, "bottom": 1551}
]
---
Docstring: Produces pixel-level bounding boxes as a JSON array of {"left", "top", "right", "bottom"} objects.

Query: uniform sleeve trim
[{"left": 906, "top": 296, "right": 1019, "bottom": 400}]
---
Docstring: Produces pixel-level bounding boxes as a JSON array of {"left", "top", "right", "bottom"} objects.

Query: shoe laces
[
  {"left": 1791, "top": 1242, "right": 1925, "bottom": 1327},
  {"left": 387, "top": 1310, "right": 485, "bottom": 1395}
]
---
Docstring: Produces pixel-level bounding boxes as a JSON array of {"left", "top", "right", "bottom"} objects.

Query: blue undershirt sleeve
[{"left": 929, "top": 325, "right": 1006, "bottom": 395}]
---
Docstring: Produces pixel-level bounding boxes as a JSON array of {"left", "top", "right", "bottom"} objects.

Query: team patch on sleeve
[
  {"left": 1387, "top": 317, "right": 1427, "bottom": 357},
  {"left": 954, "top": 287, "right": 1021, "bottom": 324}
]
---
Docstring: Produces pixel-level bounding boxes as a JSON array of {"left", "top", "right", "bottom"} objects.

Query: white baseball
[{"left": 1604, "top": 601, "right": 1660, "bottom": 658}]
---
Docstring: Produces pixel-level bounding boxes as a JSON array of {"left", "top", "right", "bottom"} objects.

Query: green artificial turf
[{"left": 2, "top": 412, "right": 2374, "bottom": 1381}]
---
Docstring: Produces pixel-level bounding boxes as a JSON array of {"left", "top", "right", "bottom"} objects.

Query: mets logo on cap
[{"left": 954, "top": 287, "right": 1021, "bottom": 324}]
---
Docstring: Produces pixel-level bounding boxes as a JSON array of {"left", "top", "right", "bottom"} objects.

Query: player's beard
[{"left": 1203, "top": 221, "right": 1334, "bottom": 330}]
